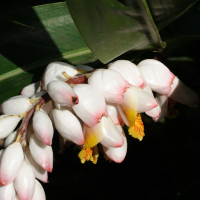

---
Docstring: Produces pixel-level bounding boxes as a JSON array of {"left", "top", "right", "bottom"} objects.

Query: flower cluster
[{"left": 0, "top": 59, "right": 199, "bottom": 199}]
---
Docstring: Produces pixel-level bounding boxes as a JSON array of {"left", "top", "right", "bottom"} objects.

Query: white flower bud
[
  {"left": 102, "top": 125, "right": 127, "bottom": 163},
  {"left": 14, "top": 160, "right": 35, "bottom": 200},
  {"left": 53, "top": 108, "right": 84, "bottom": 145},
  {"left": 4, "top": 131, "right": 18, "bottom": 148},
  {"left": 72, "top": 84, "right": 108, "bottom": 127},
  {"left": 24, "top": 147, "right": 48, "bottom": 183},
  {"left": 20, "top": 81, "right": 40, "bottom": 97},
  {"left": 32, "top": 179, "right": 46, "bottom": 200},
  {"left": 0, "top": 182, "right": 16, "bottom": 200},
  {"left": 88, "top": 69, "right": 130, "bottom": 104},
  {"left": 29, "top": 134, "right": 53, "bottom": 172},
  {"left": 41, "top": 61, "right": 78, "bottom": 91},
  {"left": 0, "top": 114, "right": 20, "bottom": 139},
  {"left": 47, "top": 81, "right": 79, "bottom": 106},
  {"left": 108, "top": 60, "right": 146, "bottom": 88},
  {"left": 0, "top": 142, "right": 24, "bottom": 186},
  {"left": 32, "top": 110, "right": 54, "bottom": 146},
  {"left": 138, "top": 59, "right": 175, "bottom": 94},
  {"left": 0, "top": 95, "right": 32, "bottom": 115}
]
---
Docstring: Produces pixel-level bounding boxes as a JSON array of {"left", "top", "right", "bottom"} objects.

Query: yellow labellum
[
  {"left": 78, "top": 146, "right": 99, "bottom": 164},
  {"left": 128, "top": 113, "right": 145, "bottom": 141}
]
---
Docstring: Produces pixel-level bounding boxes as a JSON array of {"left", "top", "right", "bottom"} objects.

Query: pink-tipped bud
[
  {"left": 88, "top": 69, "right": 131, "bottom": 104},
  {"left": 14, "top": 160, "right": 36, "bottom": 200},
  {"left": 32, "top": 110, "right": 54, "bottom": 146},
  {"left": 0, "top": 95, "right": 32, "bottom": 115},
  {"left": 102, "top": 125, "right": 127, "bottom": 163},
  {"left": 53, "top": 108, "right": 84, "bottom": 146},
  {"left": 21, "top": 82, "right": 40, "bottom": 97},
  {"left": 25, "top": 147, "right": 48, "bottom": 183},
  {"left": 0, "top": 142, "right": 24, "bottom": 186},
  {"left": 42, "top": 61, "right": 78, "bottom": 91},
  {"left": 29, "top": 134, "right": 53, "bottom": 172},
  {"left": 32, "top": 179, "right": 46, "bottom": 200},
  {"left": 108, "top": 60, "right": 146, "bottom": 88},
  {"left": 47, "top": 80, "right": 79, "bottom": 106},
  {"left": 72, "top": 84, "right": 108, "bottom": 127},
  {"left": 0, "top": 181, "right": 16, "bottom": 200},
  {"left": 138, "top": 59, "right": 175, "bottom": 94},
  {"left": 168, "top": 77, "right": 200, "bottom": 107}
]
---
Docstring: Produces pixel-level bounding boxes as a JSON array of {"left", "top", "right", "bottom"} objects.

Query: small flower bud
[
  {"left": 32, "top": 110, "right": 54, "bottom": 146},
  {"left": 24, "top": 147, "right": 48, "bottom": 183},
  {"left": 0, "top": 95, "right": 32, "bottom": 115},
  {"left": 53, "top": 108, "right": 84, "bottom": 145},
  {"left": 108, "top": 60, "right": 146, "bottom": 88},
  {"left": 41, "top": 61, "right": 78, "bottom": 91},
  {"left": 0, "top": 115, "right": 20, "bottom": 139},
  {"left": 14, "top": 160, "right": 36, "bottom": 200},
  {"left": 47, "top": 80, "right": 79, "bottom": 106},
  {"left": 29, "top": 134, "right": 53, "bottom": 172},
  {"left": 0, "top": 142, "right": 24, "bottom": 186},
  {"left": 20, "top": 81, "right": 40, "bottom": 97}
]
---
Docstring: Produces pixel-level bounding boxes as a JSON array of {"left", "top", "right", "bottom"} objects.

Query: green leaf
[
  {"left": 0, "top": 2, "right": 97, "bottom": 103},
  {"left": 147, "top": 0, "right": 199, "bottom": 30},
  {"left": 66, "top": 0, "right": 198, "bottom": 63},
  {"left": 66, "top": 0, "right": 166, "bottom": 64}
]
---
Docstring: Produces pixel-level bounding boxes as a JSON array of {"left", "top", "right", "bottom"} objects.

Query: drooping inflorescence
[{"left": 0, "top": 60, "right": 199, "bottom": 199}]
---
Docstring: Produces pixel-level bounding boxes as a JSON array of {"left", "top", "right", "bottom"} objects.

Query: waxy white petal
[
  {"left": 0, "top": 115, "right": 21, "bottom": 139},
  {"left": 100, "top": 116, "right": 124, "bottom": 148},
  {"left": 53, "top": 108, "right": 84, "bottom": 145},
  {"left": 138, "top": 59, "right": 175, "bottom": 94},
  {"left": 88, "top": 69, "right": 130, "bottom": 104},
  {"left": 4, "top": 131, "right": 18, "bottom": 148},
  {"left": 47, "top": 80, "right": 79, "bottom": 106},
  {"left": 21, "top": 82, "right": 40, "bottom": 97},
  {"left": 167, "top": 77, "right": 200, "bottom": 107},
  {"left": 14, "top": 160, "right": 35, "bottom": 200},
  {"left": 122, "top": 85, "right": 158, "bottom": 113},
  {"left": 32, "top": 110, "right": 54, "bottom": 146},
  {"left": 83, "top": 116, "right": 124, "bottom": 148},
  {"left": 0, "top": 142, "right": 24, "bottom": 186},
  {"left": 106, "top": 103, "right": 124, "bottom": 126},
  {"left": 103, "top": 125, "right": 127, "bottom": 163},
  {"left": 25, "top": 147, "right": 48, "bottom": 183},
  {"left": 0, "top": 95, "right": 32, "bottom": 115},
  {"left": 41, "top": 61, "right": 78, "bottom": 91},
  {"left": 29, "top": 134, "right": 53, "bottom": 172},
  {"left": 0, "top": 182, "right": 15, "bottom": 200},
  {"left": 73, "top": 84, "right": 108, "bottom": 127},
  {"left": 154, "top": 94, "right": 168, "bottom": 121},
  {"left": 108, "top": 60, "right": 146, "bottom": 88},
  {"left": 32, "top": 179, "right": 46, "bottom": 200}
]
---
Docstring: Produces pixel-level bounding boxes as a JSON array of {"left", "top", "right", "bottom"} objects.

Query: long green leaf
[
  {"left": 66, "top": 0, "right": 166, "bottom": 64},
  {"left": 66, "top": 0, "right": 199, "bottom": 63},
  {"left": 0, "top": 2, "right": 97, "bottom": 103}
]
